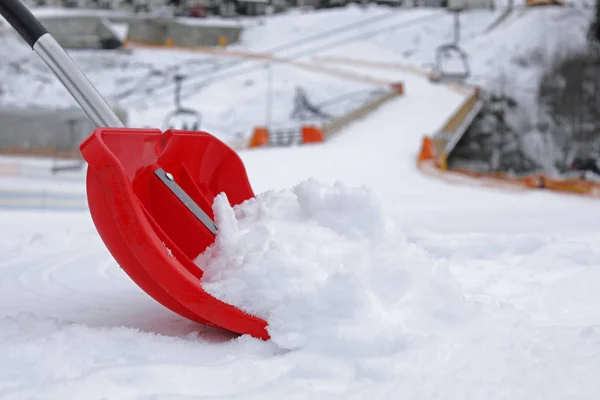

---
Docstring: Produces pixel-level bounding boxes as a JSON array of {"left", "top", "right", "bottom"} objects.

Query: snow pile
[{"left": 197, "top": 179, "right": 478, "bottom": 351}]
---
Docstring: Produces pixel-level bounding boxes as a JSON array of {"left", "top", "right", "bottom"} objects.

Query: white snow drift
[{"left": 198, "top": 180, "right": 479, "bottom": 351}]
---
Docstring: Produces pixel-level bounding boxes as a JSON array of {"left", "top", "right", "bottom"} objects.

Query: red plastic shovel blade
[{"left": 80, "top": 128, "right": 269, "bottom": 340}]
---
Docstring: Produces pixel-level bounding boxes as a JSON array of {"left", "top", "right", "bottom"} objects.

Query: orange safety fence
[
  {"left": 248, "top": 127, "right": 269, "bottom": 148},
  {"left": 247, "top": 85, "right": 402, "bottom": 149},
  {"left": 417, "top": 135, "right": 600, "bottom": 198},
  {"left": 248, "top": 125, "right": 325, "bottom": 148},
  {"left": 301, "top": 126, "right": 325, "bottom": 144}
]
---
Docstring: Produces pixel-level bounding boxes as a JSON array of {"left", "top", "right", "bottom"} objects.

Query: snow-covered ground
[
  {"left": 1, "top": 92, "right": 600, "bottom": 398},
  {"left": 1, "top": 3, "right": 600, "bottom": 399}
]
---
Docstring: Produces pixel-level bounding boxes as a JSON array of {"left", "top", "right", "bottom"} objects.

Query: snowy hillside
[
  {"left": 2, "top": 3, "right": 600, "bottom": 399},
  {"left": 1, "top": 2, "right": 592, "bottom": 139}
]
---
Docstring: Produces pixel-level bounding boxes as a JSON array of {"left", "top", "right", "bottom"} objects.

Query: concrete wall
[
  {"left": 7, "top": 14, "right": 240, "bottom": 49},
  {"left": 38, "top": 16, "right": 123, "bottom": 49},
  {"left": 447, "top": 0, "right": 493, "bottom": 8},
  {"left": 169, "top": 21, "right": 241, "bottom": 47},
  {"left": 126, "top": 18, "right": 242, "bottom": 47},
  {"left": 0, "top": 106, "right": 128, "bottom": 158},
  {"left": 423, "top": 0, "right": 445, "bottom": 6},
  {"left": 126, "top": 18, "right": 168, "bottom": 44}
]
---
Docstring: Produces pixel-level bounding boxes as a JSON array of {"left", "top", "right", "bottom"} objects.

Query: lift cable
[
  {"left": 122, "top": 11, "right": 446, "bottom": 108},
  {"left": 112, "top": 8, "right": 406, "bottom": 104}
]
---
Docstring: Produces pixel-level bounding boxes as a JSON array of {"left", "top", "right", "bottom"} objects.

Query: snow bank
[{"left": 197, "top": 179, "right": 479, "bottom": 351}]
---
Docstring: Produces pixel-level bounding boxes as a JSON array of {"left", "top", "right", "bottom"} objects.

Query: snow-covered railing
[
  {"left": 246, "top": 84, "right": 404, "bottom": 148},
  {"left": 321, "top": 84, "right": 403, "bottom": 139},
  {"left": 429, "top": 87, "right": 483, "bottom": 169},
  {"left": 417, "top": 87, "right": 600, "bottom": 198}
]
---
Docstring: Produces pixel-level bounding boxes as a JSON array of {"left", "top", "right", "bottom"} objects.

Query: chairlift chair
[
  {"left": 162, "top": 74, "right": 203, "bottom": 132},
  {"left": 430, "top": 43, "right": 471, "bottom": 83},
  {"left": 429, "top": 9, "right": 471, "bottom": 83}
]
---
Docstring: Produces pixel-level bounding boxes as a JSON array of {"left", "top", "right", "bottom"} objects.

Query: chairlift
[
  {"left": 429, "top": 9, "right": 471, "bottom": 83},
  {"left": 430, "top": 43, "right": 471, "bottom": 83},
  {"left": 290, "top": 87, "right": 331, "bottom": 122},
  {"left": 162, "top": 74, "right": 202, "bottom": 132}
]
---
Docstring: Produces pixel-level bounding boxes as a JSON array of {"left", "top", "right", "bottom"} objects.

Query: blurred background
[{"left": 0, "top": 0, "right": 598, "bottom": 208}]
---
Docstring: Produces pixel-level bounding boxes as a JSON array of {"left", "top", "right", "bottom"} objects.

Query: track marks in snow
[
  {"left": 0, "top": 224, "right": 158, "bottom": 328},
  {"left": 0, "top": 212, "right": 242, "bottom": 337},
  {"left": 1, "top": 248, "right": 126, "bottom": 315},
  {"left": 0, "top": 316, "right": 283, "bottom": 400},
  {"left": 409, "top": 231, "right": 600, "bottom": 326}
]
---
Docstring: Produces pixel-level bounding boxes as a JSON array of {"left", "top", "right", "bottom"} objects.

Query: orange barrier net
[
  {"left": 248, "top": 127, "right": 269, "bottom": 148},
  {"left": 248, "top": 125, "right": 325, "bottom": 148},
  {"left": 417, "top": 135, "right": 600, "bottom": 198}
]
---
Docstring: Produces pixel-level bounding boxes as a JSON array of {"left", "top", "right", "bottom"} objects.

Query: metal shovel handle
[{"left": 0, "top": 0, "right": 124, "bottom": 128}]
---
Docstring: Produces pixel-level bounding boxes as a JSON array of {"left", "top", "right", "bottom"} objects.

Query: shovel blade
[{"left": 80, "top": 128, "right": 269, "bottom": 340}]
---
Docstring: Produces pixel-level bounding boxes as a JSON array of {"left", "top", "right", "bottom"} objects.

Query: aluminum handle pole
[
  {"left": 0, "top": 0, "right": 124, "bottom": 128},
  {"left": 33, "top": 34, "right": 124, "bottom": 128}
]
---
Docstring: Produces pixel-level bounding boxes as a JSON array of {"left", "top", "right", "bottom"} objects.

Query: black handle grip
[{"left": 0, "top": 0, "right": 47, "bottom": 48}]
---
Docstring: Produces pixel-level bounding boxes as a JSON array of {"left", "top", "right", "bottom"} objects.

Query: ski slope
[
  {"left": 2, "top": 89, "right": 600, "bottom": 399},
  {"left": 2, "top": 3, "right": 600, "bottom": 399}
]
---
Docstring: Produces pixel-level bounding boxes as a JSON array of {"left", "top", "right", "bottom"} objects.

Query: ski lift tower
[{"left": 162, "top": 74, "right": 203, "bottom": 132}]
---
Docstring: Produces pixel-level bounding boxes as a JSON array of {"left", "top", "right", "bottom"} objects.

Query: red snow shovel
[{"left": 0, "top": 0, "right": 270, "bottom": 340}]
